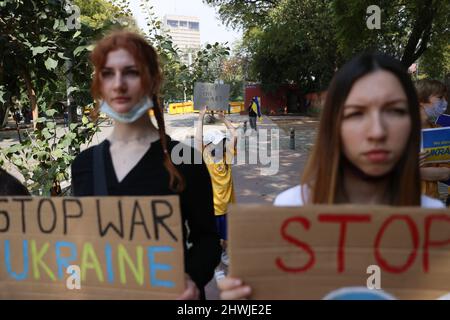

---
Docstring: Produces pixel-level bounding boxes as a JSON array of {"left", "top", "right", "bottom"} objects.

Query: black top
[
  {"left": 71, "top": 137, "right": 221, "bottom": 290},
  {"left": 248, "top": 105, "right": 257, "bottom": 117}
]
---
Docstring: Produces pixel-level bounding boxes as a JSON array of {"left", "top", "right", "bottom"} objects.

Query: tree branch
[{"left": 401, "top": 0, "right": 435, "bottom": 67}]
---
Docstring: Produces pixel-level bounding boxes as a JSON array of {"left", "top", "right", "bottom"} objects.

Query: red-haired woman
[{"left": 71, "top": 30, "right": 221, "bottom": 299}]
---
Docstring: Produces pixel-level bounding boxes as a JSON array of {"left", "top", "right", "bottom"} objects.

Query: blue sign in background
[{"left": 421, "top": 127, "right": 450, "bottom": 149}]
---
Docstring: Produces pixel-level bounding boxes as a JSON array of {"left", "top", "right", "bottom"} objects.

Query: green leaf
[
  {"left": 52, "top": 149, "right": 64, "bottom": 159},
  {"left": 67, "top": 86, "right": 78, "bottom": 95},
  {"left": 60, "top": 138, "right": 72, "bottom": 148},
  {"left": 57, "top": 52, "right": 70, "bottom": 60},
  {"left": 73, "top": 44, "right": 95, "bottom": 56},
  {"left": 81, "top": 115, "right": 89, "bottom": 125},
  {"left": 42, "top": 128, "right": 53, "bottom": 140},
  {"left": 36, "top": 117, "right": 47, "bottom": 123},
  {"left": 32, "top": 46, "right": 48, "bottom": 56},
  {"left": 73, "top": 46, "right": 87, "bottom": 56},
  {"left": 6, "top": 144, "right": 22, "bottom": 154},
  {"left": 44, "top": 57, "right": 58, "bottom": 71},
  {"left": 36, "top": 151, "right": 48, "bottom": 160},
  {"left": 53, "top": 19, "right": 60, "bottom": 30},
  {"left": 73, "top": 30, "right": 81, "bottom": 39},
  {"left": 45, "top": 109, "right": 58, "bottom": 117},
  {"left": 12, "top": 158, "right": 23, "bottom": 166},
  {"left": 58, "top": 23, "right": 69, "bottom": 32},
  {"left": 66, "top": 132, "right": 77, "bottom": 140},
  {"left": 56, "top": 172, "right": 66, "bottom": 181}
]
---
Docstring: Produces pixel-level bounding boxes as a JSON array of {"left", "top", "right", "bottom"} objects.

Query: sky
[{"left": 129, "top": 0, "right": 242, "bottom": 47}]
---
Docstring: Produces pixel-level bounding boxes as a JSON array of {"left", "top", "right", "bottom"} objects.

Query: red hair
[{"left": 90, "top": 30, "right": 185, "bottom": 192}]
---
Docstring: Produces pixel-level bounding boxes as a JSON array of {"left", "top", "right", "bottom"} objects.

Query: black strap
[{"left": 93, "top": 142, "right": 108, "bottom": 196}]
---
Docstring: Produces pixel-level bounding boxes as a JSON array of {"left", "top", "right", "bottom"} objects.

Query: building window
[
  {"left": 189, "top": 21, "right": 199, "bottom": 30},
  {"left": 167, "top": 20, "right": 178, "bottom": 28},
  {"left": 179, "top": 21, "right": 187, "bottom": 28}
]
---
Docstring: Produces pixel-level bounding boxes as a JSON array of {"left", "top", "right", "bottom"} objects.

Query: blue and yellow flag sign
[
  {"left": 421, "top": 127, "right": 450, "bottom": 163},
  {"left": 251, "top": 96, "right": 262, "bottom": 121}
]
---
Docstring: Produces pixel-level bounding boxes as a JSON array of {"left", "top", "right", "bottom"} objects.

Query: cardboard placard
[
  {"left": 0, "top": 196, "right": 185, "bottom": 299},
  {"left": 421, "top": 127, "right": 450, "bottom": 163},
  {"left": 229, "top": 204, "right": 450, "bottom": 299},
  {"left": 194, "top": 82, "right": 230, "bottom": 110}
]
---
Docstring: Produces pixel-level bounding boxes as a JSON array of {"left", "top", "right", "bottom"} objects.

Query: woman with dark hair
[
  {"left": 218, "top": 52, "right": 444, "bottom": 300},
  {"left": 71, "top": 30, "right": 221, "bottom": 300}
]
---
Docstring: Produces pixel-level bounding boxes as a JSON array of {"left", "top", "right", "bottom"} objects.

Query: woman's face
[
  {"left": 100, "top": 48, "right": 145, "bottom": 113},
  {"left": 340, "top": 70, "right": 411, "bottom": 177}
]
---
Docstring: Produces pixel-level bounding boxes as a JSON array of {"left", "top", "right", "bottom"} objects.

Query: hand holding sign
[
  {"left": 176, "top": 274, "right": 200, "bottom": 300},
  {"left": 218, "top": 276, "right": 251, "bottom": 300},
  {"left": 228, "top": 204, "right": 450, "bottom": 300}
]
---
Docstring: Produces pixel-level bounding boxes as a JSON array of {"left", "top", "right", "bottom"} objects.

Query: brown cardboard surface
[
  {"left": 228, "top": 204, "right": 450, "bottom": 299},
  {"left": 0, "top": 196, "right": 185, "bottom": 299}
]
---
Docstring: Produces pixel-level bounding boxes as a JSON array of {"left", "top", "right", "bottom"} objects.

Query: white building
[{"left": 163, "top": 15, "right": 200, "bottom": 65}]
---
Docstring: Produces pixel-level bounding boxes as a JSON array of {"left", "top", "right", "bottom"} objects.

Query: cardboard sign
[
  {"left": 228, "top": 204, "right": 450, "bottom": 299},
  {"left": 421, "top": 127, "right": 450, "bottom": 163},
  {"left": 0, "top": 196, "right": 185, "bottom": 299},
  {"left": 194, "top": 82, "right": 230, "bottom": 110}
]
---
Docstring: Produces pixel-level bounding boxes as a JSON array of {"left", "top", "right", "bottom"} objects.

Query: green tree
[
  {"left": 252, "top": 0, "right": 337, "bottom": 93},
  {"left": 205, "top": 0, "right": 338, "bottom": 112},
  {"left": 0, "top": 0, "right": 130, "bottom": 195},
  {"left": 333, "top": 0, "right": 450, "bottom": 68},
  {"left": 205, "top": 0, "right": 450, "bottom": 108},
  {"left": 1, "top": 0, "right": 232, "bottom": 195},
  {"left": 221, "top": 54, "right": 245, "bottom": 100},
  {"left": 203, "top": 0, "right": 279, "bottom": 29},
  {"left": 137, "top": 0, "right": 187, "bottom": 102},
  {"left": 0, "top": 0, "right": 74, "bottom": 126}
]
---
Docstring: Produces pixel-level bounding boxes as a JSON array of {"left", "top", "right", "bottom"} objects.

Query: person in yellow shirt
[{"left": 195, "top": 107, "right": 238, "bottom": 282}]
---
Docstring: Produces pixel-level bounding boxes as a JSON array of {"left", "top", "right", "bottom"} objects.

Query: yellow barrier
[
  {"left": 168, "top": 101, "right": 194, "bottom": 115},
  {"left": 229, "top": 101, "right": 244, "bottom": 113}
]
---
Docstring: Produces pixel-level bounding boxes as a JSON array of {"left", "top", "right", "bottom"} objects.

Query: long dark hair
[{"left": 302, "top": 52, "right": 421, "bottom": 205}]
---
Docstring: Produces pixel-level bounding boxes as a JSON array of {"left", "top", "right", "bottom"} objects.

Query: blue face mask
[
  {"left": 100, "top": 96, "right": 154, "bottom": 123},
  {"left": 425, "top": 99, "right": 448, "bottom": 121}
]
